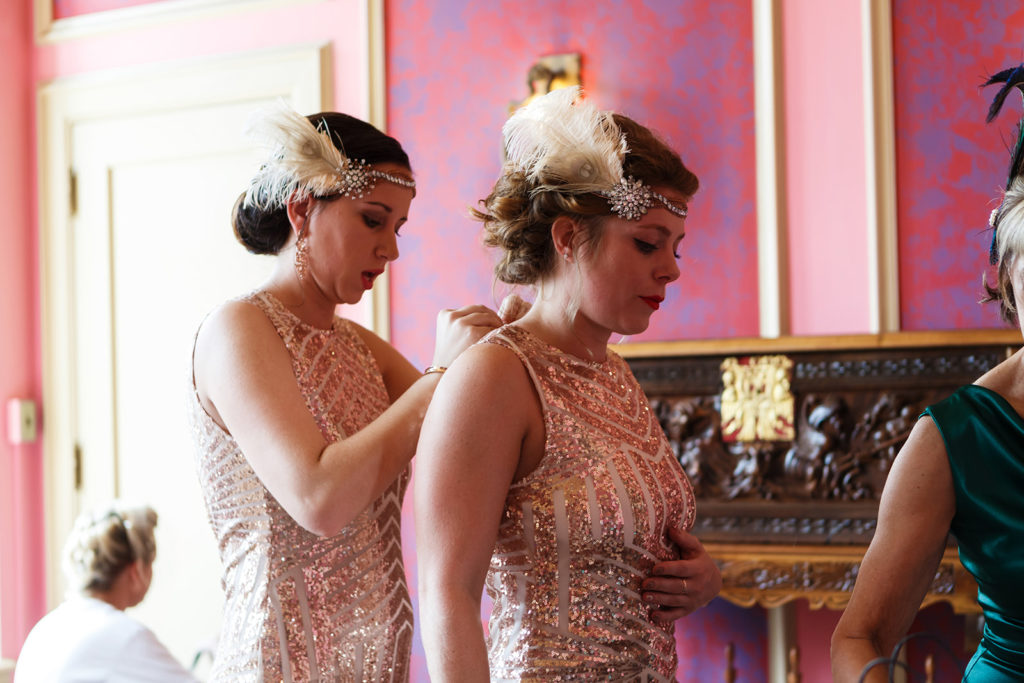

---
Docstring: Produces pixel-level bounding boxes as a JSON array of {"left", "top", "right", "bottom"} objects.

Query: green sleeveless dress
[{"left": 925, "top": 385, "right": 1024, "bottom": 681}]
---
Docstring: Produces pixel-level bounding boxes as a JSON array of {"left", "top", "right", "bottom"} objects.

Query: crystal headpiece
[
  {"left": 502, "top": 86, "right": 687, "bottom": 221},
  {"left": 243, "top": 103, "right": 414, "bottom": 212}
]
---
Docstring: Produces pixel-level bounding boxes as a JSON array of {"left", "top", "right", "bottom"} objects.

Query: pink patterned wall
[
  {"left": 894, "top": 1, "right": 1024, "bottom": 330},
  {"left": 386, "top": 0, "right": 759, "bottom": 376}
]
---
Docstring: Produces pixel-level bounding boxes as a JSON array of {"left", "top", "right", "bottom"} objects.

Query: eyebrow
[{"left": 637, "top": 224, "right": 673, "bottom": 236}]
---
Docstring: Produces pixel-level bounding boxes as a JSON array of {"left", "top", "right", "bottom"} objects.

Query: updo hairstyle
[
  {"left": 476, "top": 113, "right": 699, "bottom": 285},
  {"left": 983, "top": 176, "right": 1024, "bottom": 324},
  {"left": 233, "top": 112, "right": 412, "bottom": 255},
  {"left": 62, "top": 502, "right": 158, "bottom": 594}
]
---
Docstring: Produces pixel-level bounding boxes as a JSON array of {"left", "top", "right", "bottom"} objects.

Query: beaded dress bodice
[
  {"left": 482, "top": 325, "right": 695, "bottom": 682},
  {"left": 187, "top": 291, "right": 411, "bottom": 682}
]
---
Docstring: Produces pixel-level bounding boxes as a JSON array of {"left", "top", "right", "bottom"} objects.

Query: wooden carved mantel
[{"left": 618, "top": 330, "right": 1022, "bottom": 614}]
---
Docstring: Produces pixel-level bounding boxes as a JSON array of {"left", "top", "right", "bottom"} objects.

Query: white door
[{"left": 40, "top": 45, "right": 330, "bottom": 673}]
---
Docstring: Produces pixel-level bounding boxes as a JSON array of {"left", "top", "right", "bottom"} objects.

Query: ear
[
  {"left": 550, "top": 215, "right": 579, "bottom": 261},
  {"left": 127, "top": 559, "right": 144, "bottom": 585},
  {"left": 285, "top": 192, "right": 316, "bottom": 237}
]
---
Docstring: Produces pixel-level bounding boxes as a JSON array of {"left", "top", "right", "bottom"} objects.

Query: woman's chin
[{"left": 618, "top": 316, "right": 653, "bottom": 337}]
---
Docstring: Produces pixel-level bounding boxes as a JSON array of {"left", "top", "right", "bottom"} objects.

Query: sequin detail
[
  {"left": 482, "top": 326, "right": 696, "bottom": 682},
  {"left": 187, "top": 291, "right": 411, "bottom": 682}
]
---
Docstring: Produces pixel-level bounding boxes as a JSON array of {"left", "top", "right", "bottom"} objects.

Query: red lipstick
[
  {"left": 640, "top": 295, "right": 663, "bottom": 311},
  {"left": 638, "top": 296, "right": 663, "bottom": 313}
]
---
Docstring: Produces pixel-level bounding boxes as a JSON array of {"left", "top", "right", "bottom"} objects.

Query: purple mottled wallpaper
[
  {"left": 385, "top": 3, "right": 761, "bottom": 680},
  {"left": 894, "top": 0, "right": 1024, "bottom": 330},
  {"left": 386, "top": 0, "right": 758, "bottom": 375}
]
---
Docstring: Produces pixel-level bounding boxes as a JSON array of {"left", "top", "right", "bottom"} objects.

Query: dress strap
[{"left": 482, "top": 326, "right": 551, "bottom": 417}]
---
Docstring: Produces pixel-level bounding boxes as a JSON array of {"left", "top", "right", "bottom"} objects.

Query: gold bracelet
[{"left": 424, "top": 365, "right": 447, "bottom": 375}]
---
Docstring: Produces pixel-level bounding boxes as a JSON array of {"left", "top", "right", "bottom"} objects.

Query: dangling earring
[{"left": 294, "top": 224, "right": 309, "bottom": 281}]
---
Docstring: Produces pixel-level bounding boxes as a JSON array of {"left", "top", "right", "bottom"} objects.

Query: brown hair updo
[
  {"left": 475, "top": 113, "right": 699, "bottom": 285},
  {"left": 233, "top": 112, "right": 412, "bottom": 255}
]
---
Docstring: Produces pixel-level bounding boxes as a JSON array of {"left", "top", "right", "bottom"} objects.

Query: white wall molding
[
  {"left": 863, "top": 0, "right": 900, "bottom": 333},
  {"left": 753, "top": 0, "right": 789, "bottom": 338}
]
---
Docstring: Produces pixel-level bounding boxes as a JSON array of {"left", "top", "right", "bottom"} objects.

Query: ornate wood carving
[{"left": 623, "top": 332, "right": 1019, "bottom": 613}]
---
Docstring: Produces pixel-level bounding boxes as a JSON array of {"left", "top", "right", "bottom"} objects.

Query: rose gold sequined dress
[
  {"left": 482, "top": 325, "right": 696, "bottom": 682},
  {"left": 187, "top": 291, "right": 412, "bottom": 682}
]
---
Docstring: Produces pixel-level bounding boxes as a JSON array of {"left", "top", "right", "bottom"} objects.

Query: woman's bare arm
[
  {"left": 415, "top": 342, "right": 541, "bottom": 682},
  {"left": 193, "top": 300, "right": 497, "bottom": 536},
  {"left": 831, "top": 417, "right": 955, "bottom": 683}
]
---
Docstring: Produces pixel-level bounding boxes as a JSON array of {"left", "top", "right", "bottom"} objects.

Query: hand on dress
[
  {"left": 642, "top": 526, "right": 722, "bottom": 625},
  {"left": 431, "top": 304, "right": 504, "bottom": 369}
]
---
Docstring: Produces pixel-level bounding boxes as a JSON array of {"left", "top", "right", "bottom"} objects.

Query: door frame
[{"left": 38, "top": 42, "right": 330, "bottom": 606}]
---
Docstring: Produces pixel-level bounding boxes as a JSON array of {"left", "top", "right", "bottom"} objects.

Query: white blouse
[{"left": 15, "top": 596, "right": 197, "bottom": 682}]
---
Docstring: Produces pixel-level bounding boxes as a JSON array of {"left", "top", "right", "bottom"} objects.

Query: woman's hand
[
  {"left": 431, "top": 305, "right": 503, "bottom": 370},
  {"left": 641, "top": 527, "right": 722, "bottom": 625},
  {"left": 498, "top": 293, "right": 531, "bottom": 324}
]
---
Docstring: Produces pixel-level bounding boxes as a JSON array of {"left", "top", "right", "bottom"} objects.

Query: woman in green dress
[{"left": 831, "top": 65, "right": 1024, "bottom": 682}]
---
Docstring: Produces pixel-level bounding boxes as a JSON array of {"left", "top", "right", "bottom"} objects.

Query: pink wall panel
[
  {"left": 386, "top": 0, "right": 759, "bottom": 375},
  {"left": 0, "top": 0, "right": 45, "bottom": 659},
  {"left": 894, "top": 0, "right": 1024, "bottom": 330},
  {"left": 54, "top": 0, "right": 165, "bottom": 20},
  {"left": 794, "top": 602, "right": 840, "bottom": 682},
  {"left": 35, "top": 4, "right": 369, "bottom": 116},
  {"left": 782, "top": 0, "right": 871, "bottom": 335}
]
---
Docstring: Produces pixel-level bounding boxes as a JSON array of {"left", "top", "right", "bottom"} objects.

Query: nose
[
  {"left": 378, "top": 229, "right": 399, "bottom": 262},
  {"left": 657, "top": 252, "right": 680, "bottom": 283}
]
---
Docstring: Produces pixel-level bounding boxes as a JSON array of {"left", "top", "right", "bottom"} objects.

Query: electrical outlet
[{"left": 7, "top": 399, "right": 37, "bottom": 445}]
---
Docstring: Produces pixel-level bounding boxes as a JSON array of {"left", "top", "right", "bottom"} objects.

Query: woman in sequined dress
[
  {"left": 187, "top": 106, "right": 501, "bottom": 681},
  {"left": 416, "top": 88, "right": 722, "bottom": 682}
]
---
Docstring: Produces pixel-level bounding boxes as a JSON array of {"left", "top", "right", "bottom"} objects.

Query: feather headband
[
  {"left": 243, "top": 104, "right": 414, "bottom": 212},
  {"left": 984, "top": 65, "right": 1024, "bottom": 264},
  {"left": 503, "top": 86, "right": 687, "bottom": 221}
]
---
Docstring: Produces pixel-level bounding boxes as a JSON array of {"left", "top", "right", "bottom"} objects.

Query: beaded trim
[
  {"left": 600, "top": 176, "right": 688, "bottom": 221},
  {"left": 332, "top": 157, "right": 416, "bottom": 200}
]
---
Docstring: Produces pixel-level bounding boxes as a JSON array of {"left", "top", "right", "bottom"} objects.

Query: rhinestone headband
[
  {"left": 600, "top": 176, "right": 688, "bottom": 221},
  {"left": 330, "top": 157, "right": 416, "bottom": 200}
]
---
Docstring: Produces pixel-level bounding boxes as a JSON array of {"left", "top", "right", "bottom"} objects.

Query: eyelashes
[
  {"left": 634, "top": 239, "right": 657, "bottom": 254},
  {"left": 363, "top": 214, "right": 405, "bottom": 236},
  {"left": 634, "top": 239, "right": 681, "bottom": 259}
]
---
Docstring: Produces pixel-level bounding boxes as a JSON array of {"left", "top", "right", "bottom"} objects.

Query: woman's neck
[
  {"left": 264, "top": 264, "right": 336, "bottom": 330},
  {"left": 86, "top": 587, "right": 130, "bottom": 611},
  {"left": 517, "top": 298, "right": 610, "bottom": 362}
]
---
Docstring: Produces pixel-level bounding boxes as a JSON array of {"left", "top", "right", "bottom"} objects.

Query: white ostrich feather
[
  {"left": 503, "top": 86, "right": 627, "bottom": 194},
  {"left": 243, "top": 104, "right": 348, "bottom": 210}
]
